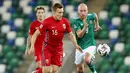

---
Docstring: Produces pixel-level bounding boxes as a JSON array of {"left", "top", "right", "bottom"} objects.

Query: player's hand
[
  {"left": 94, "top": 25, "right": 102, "bottom": 31},
  {"left": 25, "top": 49, "right": 29, "bottom": 56},
  {"left": 83, "top": 17, "right": 88, "bottom": 28},
  {"left": 28, "top": 45, "right": 34, "bottom": 55},
  {"left": 76, "top": 45, "right": 83, "bottom": 53}
]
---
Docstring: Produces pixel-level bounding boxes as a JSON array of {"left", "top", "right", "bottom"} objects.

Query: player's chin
[
  {"left": 81, "top": 16, "right": 86, "bottom": 19},
  {"left": 57, "top": 17, "right": 62, "bottom": 20}
]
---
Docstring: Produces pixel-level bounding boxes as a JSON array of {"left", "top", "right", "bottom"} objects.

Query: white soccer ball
[{"left": 97, "top": 43, "right": 110, "bottom": 56}]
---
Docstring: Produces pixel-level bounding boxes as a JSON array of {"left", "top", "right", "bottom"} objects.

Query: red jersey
[
  {"left": 39, "top": 16, "right": 72, "bottom": 47},
  {"left": 29, "top": 20, "right": 44, "bottom": 50}
]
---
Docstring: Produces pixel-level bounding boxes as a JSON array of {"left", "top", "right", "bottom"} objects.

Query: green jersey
[{"left": 71, "top": 13, "right": 96, "bottom": 50}]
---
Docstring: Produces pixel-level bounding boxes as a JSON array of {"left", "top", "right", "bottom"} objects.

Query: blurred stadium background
[{"left": 0, "top": 0, "right": 130, "bottom": 73}]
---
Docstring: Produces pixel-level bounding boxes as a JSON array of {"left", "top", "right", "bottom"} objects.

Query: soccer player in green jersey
[{"left": 71, "top": 3, "right": 101, "bottom": 73}]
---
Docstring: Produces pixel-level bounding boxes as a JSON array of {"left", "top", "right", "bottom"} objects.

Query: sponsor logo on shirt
[
  {"left": 90, "top": 20, "right": 92, "bottom": 24},
  {"left": 62, "top": 24, "right": 66, "bottom": 29}
]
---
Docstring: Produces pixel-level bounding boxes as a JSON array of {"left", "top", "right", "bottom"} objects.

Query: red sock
[
  {"left": 35, "top": 68, "right": 42, "bottom": 73},
  {"left": 37, "top": 68, "right": 42, "bottom": 73}
]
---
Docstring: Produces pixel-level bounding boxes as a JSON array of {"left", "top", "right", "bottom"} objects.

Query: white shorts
[{"left": 75, "top": 46, "right": 96, "bottom": 65}]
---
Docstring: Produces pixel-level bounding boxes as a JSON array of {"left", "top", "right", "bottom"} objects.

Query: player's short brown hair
[
  {"left": 35, "top": 6, "right": 45, "bottom": 12},
  {"left": 52, "top": 3, "right": 63, "bottom": 12}
]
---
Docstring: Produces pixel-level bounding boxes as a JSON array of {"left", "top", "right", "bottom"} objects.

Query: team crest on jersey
[
  {"left": 40, "top": 24, "right": 43, "bottom": 28},
  {"left": 90, "top": 20, "right": 92, "bottom": 24},
  {"left": 62, "top": 24, "right": 66, "bottom": 29}
]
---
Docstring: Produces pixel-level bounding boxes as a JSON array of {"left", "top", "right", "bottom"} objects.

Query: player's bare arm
[
  {"left": 25, "top": 35, "right": 32, "bottom": 55},
  {"left": 94, "top": 13, "right": 102, "bottom": 31},
  {"left": 68, "top": 32, "right": 83, "bottom": 53},
  {"left": 76, "top": 17, "right": 88, "bottom": 38},
  {"left": 28, "top": 29, "right": 40, "bottom": 55}
]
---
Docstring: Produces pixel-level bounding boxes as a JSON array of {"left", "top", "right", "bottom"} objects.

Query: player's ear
[
  {"left": 52, "top": 10, "right": 55, "bottom": 14},
  {"left": 77, "top": 11, "right": 80, "bottom": 15}
]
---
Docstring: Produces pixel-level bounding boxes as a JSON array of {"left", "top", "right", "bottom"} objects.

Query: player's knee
[
  {"left": 42, "top": 67, "right": 46, "bottom": 73},
  {"left": 77, "top": 67, "right": 84, "bottom": 72},
  {"left": 42, "top": 67, "right": 45, "bottom": 73},
  {"left": 52, "top": 65, "right": 59, "bottom": 73},
  {"left": 77, "top": 67, "right": 83, "bottom": 72},
  {"left": 34, "top": 56, "right": 37, "bottom": 61},
  {"left": 77, "top": 64, "right": 84, "bottom": 72},
  {"left": 52, "top": 68, "right": 58, "bottom": 73},
  {"left": 84, "top": 52, "right": 92, "bottom": 63},
  {"left": 36, "top": 61, "right": 42, "bottom": 68},
  {"left": 42, "top": 66, "right": 50, "bottom": 73}
]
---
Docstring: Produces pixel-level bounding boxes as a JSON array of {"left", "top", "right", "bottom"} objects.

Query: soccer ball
[{"left": 97, "top": 43, "right": 110, "bottom": 56}]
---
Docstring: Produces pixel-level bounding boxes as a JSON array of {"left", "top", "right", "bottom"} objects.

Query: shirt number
[{"left": 52, "top": 30, "right": 58, "bottom": 35}]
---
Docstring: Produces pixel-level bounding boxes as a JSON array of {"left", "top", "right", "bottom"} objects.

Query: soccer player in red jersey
[
  {"left": 28, "top": 3, "right": 82, "bottom": 73},
  {"left": 25, "top": 6, "right": 45, "bottom": 73}
]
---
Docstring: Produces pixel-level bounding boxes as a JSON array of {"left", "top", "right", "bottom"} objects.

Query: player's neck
[
  {"left": 37, "top": 18, "right": 44, "bottom": 23},
  {"left": 53, "top": 15, "right": 62, "bottom": 21},
  {"left": 53, "top": 15, "right": 57, "bottom": 20}
]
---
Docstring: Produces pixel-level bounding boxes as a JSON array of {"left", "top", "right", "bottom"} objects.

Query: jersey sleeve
[
  {"left": 64, "top": 18, "right": 72, "bottom": 33},
  {"left": 92, "top": 12, "right": 96, "bottom": 20},
  {"left": 71, "top": 19, "right": 81, "bottom": 31},
  {"left": 88, "top": 13, "right": 96, "bottom": 20},
  {"left": 29, "top": 22, "right": 35, "bottom": 35}
]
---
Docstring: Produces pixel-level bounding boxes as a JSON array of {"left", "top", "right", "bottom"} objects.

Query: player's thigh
[
  {"left": 83, "top": 46, "right": 96, "bottom": 62},
  {"left": 42, "top": 66, "right": 52, "bottom": 73},
  {"left": 36, "top": 61, "right": 42, "bottom": 68},
  {"left": 34, "top": 51, "right": 38, "bottom": 62},
  {"left": 51, "top": 65, "right": 60, "bottom": 73},
  {"left": 75, "top": 49, "right": 84, "bottom": 65}
]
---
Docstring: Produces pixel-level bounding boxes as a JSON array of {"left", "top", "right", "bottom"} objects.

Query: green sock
[{"left": 87, "top": 63, "right": 96, "bottom": 72}]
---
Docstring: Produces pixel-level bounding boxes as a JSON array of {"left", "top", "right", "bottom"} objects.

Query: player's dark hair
[
  {"left": 52, "top": 3, "right": 63, "bottom": 12},
  {"left": 35, "top": 6, "right": 45, "bottom": 13}
]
